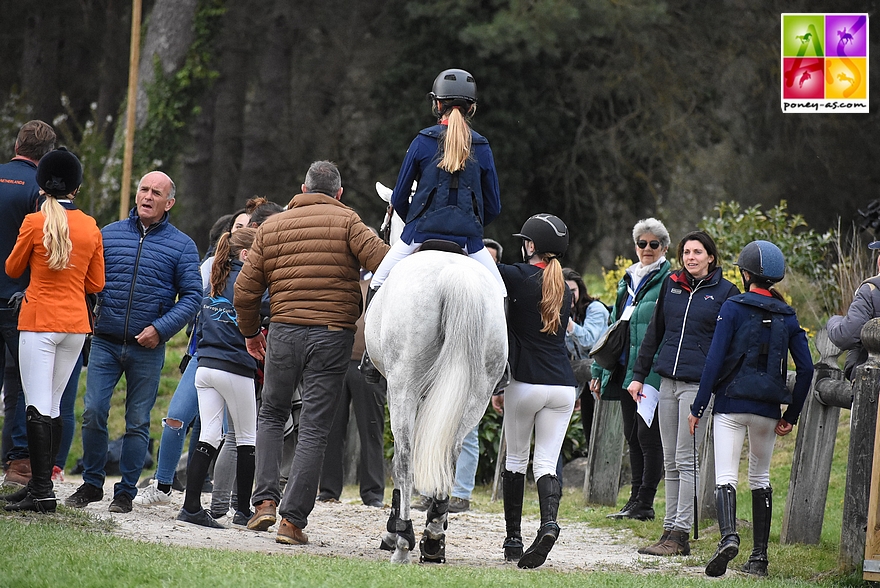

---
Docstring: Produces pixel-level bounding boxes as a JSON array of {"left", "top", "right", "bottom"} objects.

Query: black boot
[
  {"left": 741, "top": 487, "right": 771, "bottom": 577},
  {"left": 501, "top": 470, "right": 525, "bottom": 562},
  {"left": 235, "top": 445, "right": 256, "bottom": 518},
  {"left": 359, "top": 287, "right": 381, "bottom": 384},
  {"left": 518, "top": 474, "right": 561, "bottom": 569},
  {"left": 6, "top": 407, "right": 56, "bottom": 513},
  {"left": 180, "top": 442, "right": 217, "bottom": 515},
  {"left": 705, "top": 484, "right": 739, "bottom": 577}
]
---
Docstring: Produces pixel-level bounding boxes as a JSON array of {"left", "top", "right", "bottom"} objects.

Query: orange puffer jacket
[{"left": 234, "top": 192, "right": 389, "bottom": 336}]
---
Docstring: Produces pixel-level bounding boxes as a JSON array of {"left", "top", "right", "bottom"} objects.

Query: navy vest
[
  {"left": 720, "top": 294, "right": 793, "bottom": 405},
  {"left": 405, "top": 126, "right": 487, "bottom": 238}
]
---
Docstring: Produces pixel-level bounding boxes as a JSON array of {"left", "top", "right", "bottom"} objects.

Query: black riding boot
[
  {"left": 6, "top": 406, "right": 56, "bottom": 513},
  {"left": 741, "top": 487, "right": 772, "bottom": 577},
  {"left": 235, "top": 445, "right": 256, "bottom": 517},
  {"left": 502, "top": 470, "right": 525, "bottom": 562},
  {"left": 705, "top": 484, "right": 739, "bottom": 577},
  {"left": 182, "top": 442, "right": 217, "bottom": 514},
  {"left": 359, "top": 286, "right": 381, "bottom": 384},
  {"left": 518, "top": 474, "right": 561, "bottom": 569}
]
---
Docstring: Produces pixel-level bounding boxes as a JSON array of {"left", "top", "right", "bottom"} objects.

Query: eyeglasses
[{"left": 637, "top": 240, "right": 661, "bottom": 250}]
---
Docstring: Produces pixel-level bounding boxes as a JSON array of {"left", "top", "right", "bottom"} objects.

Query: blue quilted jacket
[{"left": 94, "top": 209, "right": 202, "bottom": 343}]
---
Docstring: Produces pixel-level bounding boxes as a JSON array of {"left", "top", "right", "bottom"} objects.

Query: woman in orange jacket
[{"left": 3, "top": 148, "right": 104, "bottom": 512}]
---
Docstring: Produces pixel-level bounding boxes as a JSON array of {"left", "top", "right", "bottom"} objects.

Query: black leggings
[{"left": 619, "top": 386, "right": 663, "bottom": 505}]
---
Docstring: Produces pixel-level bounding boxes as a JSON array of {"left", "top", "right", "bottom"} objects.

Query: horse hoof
[
  {"left": 419, "top": 533, "right": 446, "bottom": 563},
  {"left": 379, "top": 532, "right": 397, "bottom": 551},
  {"left": 390, "top": 547, "right": 411, "bottom": 564}
]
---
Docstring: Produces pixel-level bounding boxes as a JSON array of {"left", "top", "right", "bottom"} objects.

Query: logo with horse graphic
[{"left": 781, "top": 13, "right": 868, "bottom": 112}]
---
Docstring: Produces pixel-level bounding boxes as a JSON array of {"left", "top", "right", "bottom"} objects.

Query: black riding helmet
[
  {"left": 513, "top": 214, "right": 569, "bottom": 259},
  {"left": 36, "top": 147, "right": 82, "bottom": 197},
  {"left": 429, "top": 69, "right": 477, "bottom": 118}
]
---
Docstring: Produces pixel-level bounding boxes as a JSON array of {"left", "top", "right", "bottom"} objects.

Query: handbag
[{"left": 589, "top": 318, "right": 630, "bottom": 371}]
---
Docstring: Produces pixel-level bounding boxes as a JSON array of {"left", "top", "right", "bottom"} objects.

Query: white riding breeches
[
  {"left": 713, "top": 412, "right": 777, "bottom": 489},
  {"left": 195, "top": 366, "right": 257, "bottom": 448},
  {"left": 503, "top": 378, "right": 576, "bottom": 479},
  {"left": 18, "top": 331, "right": 86, "bottom": 418},
  {"left": 370, "top": 239, "right": 507, "bottom": 295}
]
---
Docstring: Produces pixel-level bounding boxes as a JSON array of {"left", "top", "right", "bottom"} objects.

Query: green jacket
[{"left": 591, "top": 259, "right": 671, "bottom": 398}]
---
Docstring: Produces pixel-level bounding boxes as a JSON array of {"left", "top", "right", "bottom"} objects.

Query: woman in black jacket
[{"left": 628, "top": 231, "right": 738, "bottom": 555}]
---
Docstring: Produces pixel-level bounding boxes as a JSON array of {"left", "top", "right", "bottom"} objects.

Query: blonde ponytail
[
  {"left": 438, "top": 107, "right": 472, "bottom": 173},
  {"left": 42, "top": 197, "right": 72, "bottom": 271},
  {"left": 539, "top": 257, "right": 565, "bottom": 334}
]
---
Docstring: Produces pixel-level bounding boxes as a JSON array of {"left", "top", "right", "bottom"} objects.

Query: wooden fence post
[
  {"left": 841, "top": 318, "right": 880, "bottom": 570},
  {"left": 781, "top": 329, "right": 848, "bottom": 545},
  {"left": 584, "top": 398, "right": 624, "bottom": 505}
]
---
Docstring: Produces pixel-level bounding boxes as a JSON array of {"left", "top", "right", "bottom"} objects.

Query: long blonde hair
[
  {"left": 539, "top": 256, "right": 566, "bottom": 334},
  {"left": 42, "top": 197, "right": 72, "bottom": 271},
  {"left": 210, "top": 228, "right": 256, "bottom": 297},
  {"left": 437, "top": 106, "right": 473, "bottom": 173}
]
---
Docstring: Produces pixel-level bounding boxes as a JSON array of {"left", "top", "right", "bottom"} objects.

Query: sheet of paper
[{"left": 637, "top": 383, "right": 660, "bottom": 427}]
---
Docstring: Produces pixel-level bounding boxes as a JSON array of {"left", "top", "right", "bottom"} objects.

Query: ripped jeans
[{"left": 155, "top": 356, "right": 202, "bottom": 486}]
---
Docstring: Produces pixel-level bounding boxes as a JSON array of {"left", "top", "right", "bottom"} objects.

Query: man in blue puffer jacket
[{"left": 66, "top": 171, "right": 202, "bottom": 513}]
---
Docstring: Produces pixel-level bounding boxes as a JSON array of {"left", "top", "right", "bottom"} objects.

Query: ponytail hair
[
  {"left": 539, "top": 256, "right": 566, "bottom": 334},
  {"left": 209, "top": 227, "right": 256, "bottom": 297},
  {"left": 42, "top": 197, "right": 72, "bottom": 271},
  {"left": 437, "top": 105, "right": 473, "bottom": 173}
]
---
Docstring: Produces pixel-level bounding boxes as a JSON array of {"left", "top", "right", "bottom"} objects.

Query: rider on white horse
[{"left": 362, "top": 69, "right": 505, "bottom": 382}]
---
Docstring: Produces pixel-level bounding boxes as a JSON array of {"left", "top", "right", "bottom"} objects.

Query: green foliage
[
  {"left": 53, "top": 95, "right": 117, "bottom": 227},
  {"left": 698, "top": 200, "right": 838, "bottom": 327},
  {"left": 133, "top": 0, "right": 225, "bottom": 178}
]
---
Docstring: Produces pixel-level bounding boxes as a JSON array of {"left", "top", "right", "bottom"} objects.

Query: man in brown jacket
[{"left": 234, "top": 160, "right": 389, "bottom": 546}]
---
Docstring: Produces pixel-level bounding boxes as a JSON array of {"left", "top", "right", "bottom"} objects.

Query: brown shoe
[
  {"left": 3, "top": 459, "right": 31, "bottom": 486},
  {"left": 641, "top": 530, "right": 690, "bottom": 556},
  {"left": 638, "top": 529, "right": 671, "bottom": 554},
  {"left": 247, "top": 499, "right": 277, "bottom": 531},
  {"left": 276, "top": 518, "right": 309, "bottom": 545}
]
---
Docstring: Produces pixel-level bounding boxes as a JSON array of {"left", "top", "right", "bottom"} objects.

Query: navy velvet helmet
[
  {"left": 36, "top": 147, "right": 83, "bottom": 197},
  {"left": 735, "top": 240, "right": 786, "bottom": 283},
  {"left": 513, "top": 214, "right": 569, "bottom": 258}
]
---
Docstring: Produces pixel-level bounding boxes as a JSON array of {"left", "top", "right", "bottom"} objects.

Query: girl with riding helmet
[
  {"left": 627, "top": 231, "right": 738, "bottom": 556},
  {"left": 368, "top": 68, "right": 503, "bottom": 294},
  {"left": 687, "top": 240, "right": 813, "bottom": 578},
  {"left": 3, "top": 148, "right": 104, "bottom": 513},
  {"left": 491, "top": 214, "right": 577, "bottom": 569}
]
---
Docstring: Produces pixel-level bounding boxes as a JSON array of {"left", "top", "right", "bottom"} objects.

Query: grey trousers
[
  {"left": 658, "top": 377, "right": 709, "bottom": 533},
  {"left": 251, "top": 323, "right": 353, "bottom": 529}
]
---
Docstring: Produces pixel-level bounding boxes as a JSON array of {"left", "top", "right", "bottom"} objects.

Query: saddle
[{"left": 416, "top": 239, "right": 466, "bottom": 255}]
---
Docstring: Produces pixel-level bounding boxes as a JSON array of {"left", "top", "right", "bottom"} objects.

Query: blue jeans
[
  {"left": 451, "top": 424, "right": 479, "bottom": 500},
  {"left": 56, "top": 353, "right": 84, "bottom": 468},
  {"left": 81, "top": 336, "right": 166, "bottom": 499},
  {"left": 155, "top": 356, "right": 201, "bottom": 485}
]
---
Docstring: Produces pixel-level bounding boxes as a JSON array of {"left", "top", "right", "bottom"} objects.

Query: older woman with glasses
[{"left": 590, "top": 218, "right": 671, "bottom": 521}]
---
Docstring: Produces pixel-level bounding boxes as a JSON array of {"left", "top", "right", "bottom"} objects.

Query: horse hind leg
[
  {"left": 380, "top": 488, "right": 417, "bottom": 562},
  {"left": 419, "top": 495, "right": 449, "bottom": 564}
]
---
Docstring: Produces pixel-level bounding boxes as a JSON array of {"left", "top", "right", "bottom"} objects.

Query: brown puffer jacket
[{"left": 234, "top": 193, "right": 389, "bottom": 335}]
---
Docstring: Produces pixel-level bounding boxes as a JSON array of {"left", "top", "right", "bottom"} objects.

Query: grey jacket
[{"left": 827, "top": 275, "right": 880, "bottom": 379}]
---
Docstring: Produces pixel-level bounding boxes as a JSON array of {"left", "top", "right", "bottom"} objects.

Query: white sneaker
[{"left": 133, "top": 482, "right": 172, "bottom": 506}]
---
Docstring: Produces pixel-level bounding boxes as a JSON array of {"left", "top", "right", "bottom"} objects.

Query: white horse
[{"left": 366, "top": 183, "right": 508, "bottom": 564}]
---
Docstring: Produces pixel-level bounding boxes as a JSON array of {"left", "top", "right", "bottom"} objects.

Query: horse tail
[{"left": 411, "top": 262, "right": 489, "bottom": 497}]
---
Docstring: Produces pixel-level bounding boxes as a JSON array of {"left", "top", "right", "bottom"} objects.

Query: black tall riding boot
[
  {"left": 741, "top": 487, "right": 772, "bottom": 576},
  {"left": 235, "top": 445, "right": 256, "bottom": 517},
  {"left": 6, "top": 406, "right": 56, "bottom": 513},
  {"left": 705, "top": 484, "right": 739, "bottom": 577},
  {"left": 182, "top": 442, "right": 218, "bottom": 514},
  {"left": 518, "top": 474, "right": 561, "bottom": 569},
  {"left": 501, "top": 470, "right": 525, "bottom": 562},
  {"left": 359, "top": 286, "right": 381, "bottom": 384}
]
